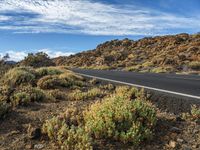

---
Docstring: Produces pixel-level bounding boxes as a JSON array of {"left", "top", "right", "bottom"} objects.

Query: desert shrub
[
  {"left": 81, "top": 65, "right": 114, "bottom": 70},
  {"left": 84, "top": 87, "right": 157, "bottom": 145},
  {"left": 20, "top": 52, "right": 55, "bottom": 68},
  {"left": 2, "top": 67, "right": 36, "bottom": 86},
  {"left": 0, "top": 102, "right": 11, "bottom": 119},
  {"left": 37, "top": 75, "right": 69, "bottom": 89},
  {"left": 188, "top": 61, "right": 200, "bottom": 70},
  {"left": 42, "top": 116, "right": 92, "bottom": 150},
  {"left": 37, "top": 71, "right": 85, "bottom": 90},
  {"left": 89, "top": 78, "right": 99, "bottom": 85},
  {"left": 68, "top": 88, "right": 103, "bottom": 101},
  {"left": 142, "top": 61, "right": 154, "bottom": 67},
  {"left": 151, "top": 67, "right": 174, "bottom": 73},
  {"left": 47, "top": 90, "right": 66, "bottom": 100},
  {"left": 0, "top": 85, "right": 14, "bottom": 102},
  {"left": 99, "top": 84, "right": 115, "bottom": 91},
  {"left": 182, "top": 105, "right": 200, "bottom": 122},
  {"left": 59, "top": 71, "right": 84, "bottom": 81},
  {"left": 11, "top": 86, "right": 46, "bottom": 106},
  {"left": 124, "top": 65, "right": 142, "bottom": 72},
  {"left": 36, "top": 67, "right": 63, "bottom": 78},
  {"left": 61, "top": 107, "right": 84, "bottom": 126}
]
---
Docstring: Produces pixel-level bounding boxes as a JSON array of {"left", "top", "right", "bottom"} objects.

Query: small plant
[
  {"left": 47, "top": 89, "right": 66, "bottom": 100},
  {"left": 68, "top": 88, "right": 103, "bottom": 101},
  {"left": 0, "top": 102, "right": 11, "bottom": 119},
  {"left": 182, "top": 105, "right": 200, "bottom": 122},
  {"left": 84, "top": 87, "right": 157, "bottom": 145},
  {"left": 11, "top": 86, "right": 46, "bottom": 106},
  {"left": 37, "top": 75, "right": 69, "bottom": 89},
  {"left": 99, "top": 84, "right": 115, "bottom": 91},
  {"left": 42, "top": 116, "right": 92, "bottom": 150},
  {"left": 62, "top": 107, "right": 84, "bottom": 126},
  {"left": 36, "top": 67, "right": 63, "bottom": 78},
  {"left": 89, "top": 78, "right": 99, "bottom": 85}
]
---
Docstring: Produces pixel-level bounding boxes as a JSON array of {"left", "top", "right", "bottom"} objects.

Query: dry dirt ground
[{"left": 0, "top": 87, "right": 199, "bottom": 150}]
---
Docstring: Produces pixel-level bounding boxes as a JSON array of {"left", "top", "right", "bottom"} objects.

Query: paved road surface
[{"left": 72, "top": 69, "right": 200, "bottom": 100}]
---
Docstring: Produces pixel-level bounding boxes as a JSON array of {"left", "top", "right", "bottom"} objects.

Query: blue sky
[{"left": 0, "top": 0, "right": 200, "bottom": 61}]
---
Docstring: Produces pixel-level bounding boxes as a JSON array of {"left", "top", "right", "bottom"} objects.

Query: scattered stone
[
  {"left": 177, "top": 138, "right": 184, "bottom": 143},
  {"left": 169, "top": 140, "right": 176, "bottom": 148},
  {"left": 170, "top": 127, "right": 182, "bottom": 134},
  {"left": 182, "top": 146, "right": 192, "bottom": 150},
  {"left": 34, "top": 144, "right": 44, "bottom": 149},
  {"left": 25, "top": 144, "right": 33, "bottom": 149}
]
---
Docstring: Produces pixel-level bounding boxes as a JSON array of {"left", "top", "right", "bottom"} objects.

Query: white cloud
[
  {"left": 0, "top": 15, "right": 10, "bottom": 21},
  {"left": 0, "top": 49, "right": 74, "bottom": 62},
  {"left": 37, "top": 49, "right": 74, "bottom": 58},
  {"left": 0, "top": 0, "right": 199, "bottom": 35},
  {"left": 0, "top": 51, "right": 27, "bottom": 62}
]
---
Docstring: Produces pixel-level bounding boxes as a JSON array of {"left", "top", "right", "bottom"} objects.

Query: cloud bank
[
  {"left": 0, "top": 49, "right": 74, "bottom": 62},
  {"left": 0, "top": 0, "right": 199, "bottom": 35}
]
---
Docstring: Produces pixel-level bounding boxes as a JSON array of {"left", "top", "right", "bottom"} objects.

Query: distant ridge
[{"left": 53, "top": 33, "right": 200, "bottom": 74}]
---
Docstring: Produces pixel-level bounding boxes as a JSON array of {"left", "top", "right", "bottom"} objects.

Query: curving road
[{"left": 72, "top": 68, "right": 200, "bottom": 100}]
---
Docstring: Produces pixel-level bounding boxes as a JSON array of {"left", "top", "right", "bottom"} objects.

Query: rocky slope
[{"left": 54, "top": 33, "right": 200, "bottom": 74}]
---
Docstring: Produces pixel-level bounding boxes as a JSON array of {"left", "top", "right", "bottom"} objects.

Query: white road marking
[{"left": 77, "top": 72, "right": 200, "bottom": 100}]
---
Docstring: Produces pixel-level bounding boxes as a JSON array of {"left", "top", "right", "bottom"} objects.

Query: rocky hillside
[{"left": 54, "top": 33, "right": 200, "bottom": 74}]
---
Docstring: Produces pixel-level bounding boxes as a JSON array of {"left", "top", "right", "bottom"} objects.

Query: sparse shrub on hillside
[
  {"left": 0, "top": 85, "right": 14, "bottom": 102},
  {"left": 81, "top": 65, "right": 114, "bottom": 70},
  {"left": 89, "top": 78, "right": 99, "bottom": 85},
  {"left": 37, "top": 75, "right": 69, "bottom": 89},
  {"left": 47, "top": 89, "right": 66, "bottom": 100},
  {"left": 20, "top": 52, "right": 55, "bottom": 68},
  {"left": 42, "top": 116, "right": 92, "bottom": 150},
  {"left": 36, "top": 67, "right": 63, "bottom": 78},
  {"left": 2, "top": 67, "right": 36, "bottom": 87},
  {"left": 0, "top": 102, "right": 11, "bottom": 119},
  {"left": 59, "top": 71, "right": 84, "bottom": 81},
  {"left": 188, "top": 61, "right": 200, "bottom": 70},
  {"left": 151, "top": 66, "right": 175, "bottom": 73},
  {"left": 62, "top": 107, "right": 84, "bottom": 126},
  {"left": 125, "top": 65, "right": 142, "bottom": 72},
  {"left": 11, "top": 86, "right": 46, "bottom": 106},
  {"left": 84, "top": 87, "right": 157, "bottom": 145},
  {"left": 99, "top": 84, "right": 115, "bottom": 91},
  {"left": 68, "top": 88, "right": 104, "bottom": 101}
]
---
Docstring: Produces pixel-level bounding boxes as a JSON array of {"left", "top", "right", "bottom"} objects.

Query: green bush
[
  {"left": 2, "top": 67, "right": 36, "bottom": 86},
  {"left": 37, "top": 75, "right": 69, "bottom": 89},
  {"left": 42, "top": 116, "right": 92, "bottom": 150},
  {"left": 84, "top": 87, "right": 157, "bottom": 145},
  {"left": 36, "top": 67, "right": 63, "bottom": 78},
  {"left": 68, "top": 88, "right": 103, "bottom": 101},
  {"left": 47, "top": 89, "right": 66, "bottom": 100},
  {"left": 182, "top": 105, "right": 200, "bottom": 122},
  {"left": 99, "top": 84, "right": 115, "bottom": 91},
  {"left": 188, "top": 61, "right": 200, "bottom": 70},
  {"left": 0, "top": 102, "right": 11, "bottom": 119},
  {"left": 0, "top": 85, "right": 14, "bottom": 102},
  {"left": 11, "top": 86, "right": 46, "bottom": 106}
]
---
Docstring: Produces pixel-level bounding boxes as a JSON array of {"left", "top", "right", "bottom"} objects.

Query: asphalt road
[{"left": 72, "top": 68, "right": 200, "bottom": 100}]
